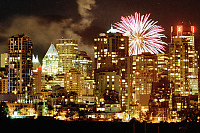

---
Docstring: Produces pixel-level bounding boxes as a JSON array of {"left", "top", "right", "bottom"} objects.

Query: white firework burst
[{"left": 113, "top": 12, "right": 167, "bottom": 55}]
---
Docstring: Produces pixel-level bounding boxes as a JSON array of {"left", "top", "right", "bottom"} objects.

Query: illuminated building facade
[
  {"left": 81, "top": 79, "right": 95, "bottom": 104},
  {"left": 0, "top": 78, "right": 8, "bottom": 93},
  {"left": 72, "top": 51, "right": 93, "bottom": 79},
  {"left": 64, "top": 68, "right": 84, "bottom": 103},
  {"left": 95, "top": 65, "right": 121, "bottom": 105},
  {"left": 44, "top": 74, "right": 65, "bottom": 90},
  {"left": 131, "top": 52, "right": 158, "bottom": 117},
  {"left": 1, "top": 53, "right": 8, "bottom": 67},
  {"left": 56, "top": 39, "right": 78, "bottom": 73},
  {"left": 32, "top": 55, "right": 41, "bottom": 94},
  {"left": 133, "top": 52, "right": 157, "bottom": 96},
  {"left": 42, "top": 44, "right": 63, "bottom": 76},
  {"left": 94, "top": 28, "right": 132, "bottom": 111},
  {"left": 169, "top": 25, "right": 198, "bottom": 96},
  {"left": 8, "top": 34, "right": 33, "bottom": 100},
  {"left": 157, "top": 54, "right": 168, "bottom": 79}
]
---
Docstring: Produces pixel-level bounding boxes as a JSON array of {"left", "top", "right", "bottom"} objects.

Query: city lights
[
  {"left": 1, "top": 0, "right": 200, "bottom": 132},
  {"left": 0, "top": 2, "right": 199, "bottom": 133}
]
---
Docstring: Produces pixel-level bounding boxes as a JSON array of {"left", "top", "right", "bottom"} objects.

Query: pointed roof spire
[
  {"left": 32, "top": 54, "right": 40, "bottom": 63},
  {"left": 107, "top": 24, "right": 119, "bottom": 33},
  {"left": 45, "top": 43, "right": 59, "bottom": 57}
]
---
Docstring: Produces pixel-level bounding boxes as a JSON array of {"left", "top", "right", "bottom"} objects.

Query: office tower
[
  {"left": 131, "top": 52, "right": 157, "bottom": 116},
  {"left": 133, "top": 52, "right": 157, "bottom": 96},
  {"left": 94, "top": 28, "right": 132, "bottom": 111},
  {"left": 95, "top": 65, "right": 121, "bottom": 106},
  {"left": 42, "top": 44, "right": 63, "bottom": 76},
  {"left": 8, "top": 34, "right": 32, "bottom": 101},
  {"left": 72, "top": 51, "right": 93, "bottom": 79},
  {"left": 0, "top": 67, "right": 8, "bottom": 94},
  {"left": 169, "top": 25, "right": 198, "bottom": 96},
  {"left": 56, "top": 39, "right": 78, "bottom": 73},
  {"left": 1, "top": 53, "right": 8, "bottom": 67},
  {"left": 64, "top": 68, "right": 84, "bottom": 103},
  {"left": 157, "top": 54, "right": 169, "bottom": 79},
  {"left": 32, "top": 55, "right": 41, "bottom": 94}
]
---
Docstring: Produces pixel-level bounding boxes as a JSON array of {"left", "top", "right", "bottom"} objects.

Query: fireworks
[{"left": 113, "top": 12, "right": 167, "bottom": 55}]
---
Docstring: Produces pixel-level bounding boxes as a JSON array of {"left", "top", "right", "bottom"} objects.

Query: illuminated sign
[{"left": 177, "top": 25, "right": 183, "bottom": 32}]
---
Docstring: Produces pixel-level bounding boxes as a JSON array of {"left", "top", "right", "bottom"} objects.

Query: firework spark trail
[{"left": 114, "top": 12, "right": 167, "bottom": 55}]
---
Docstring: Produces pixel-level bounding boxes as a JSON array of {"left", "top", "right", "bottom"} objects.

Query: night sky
[{"left": 0, "top": 0, "right": 200, "bottom": 60}]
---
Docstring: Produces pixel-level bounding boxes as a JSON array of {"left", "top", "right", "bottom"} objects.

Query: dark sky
[{"left": 0, "top": 0, "right": 200, "bottom": 60}]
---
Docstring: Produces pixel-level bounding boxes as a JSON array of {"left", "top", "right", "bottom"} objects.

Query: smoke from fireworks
[{"left": 113, "top": 12, "right": 167, "bottom": 55}]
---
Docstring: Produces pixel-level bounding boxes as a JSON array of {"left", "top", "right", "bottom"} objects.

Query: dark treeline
[{"left": 0, "top": 118, "right": 200, "bottom": 133}]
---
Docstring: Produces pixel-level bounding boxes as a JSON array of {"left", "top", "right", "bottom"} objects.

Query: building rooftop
[
  {"left": 45, "top": 44, "right": 59, "bottom": 57},
  {"left": 107, "top": 24, "right": 119, "bottom": 33}
]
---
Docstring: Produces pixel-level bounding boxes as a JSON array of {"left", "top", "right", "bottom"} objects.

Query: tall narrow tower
[
  {"left": 94, "top": 28, "right": 132, "bottom": 111},
  {"left": 8, "top": 34, "right": 33, "bottom": 101},
  {"left": 169, "top": 25, "right": 198, "bottom": 96}
]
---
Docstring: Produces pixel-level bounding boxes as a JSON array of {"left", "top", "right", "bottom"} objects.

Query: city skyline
[{"left": 0, "top": 18, "right": 198, "bottom": 123}]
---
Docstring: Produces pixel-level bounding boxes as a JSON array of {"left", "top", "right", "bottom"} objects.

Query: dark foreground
[{"left": 0, "top": 118, "right": 200, "bottom": 133}]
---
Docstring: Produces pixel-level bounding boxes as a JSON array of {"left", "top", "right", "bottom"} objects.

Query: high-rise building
[
  {"left": 72, "top": 51, "right": 93, "bottom": 79},
  {"left": 8, "top": 34, "right": 33, "bottom": 101},
  {"left": 32, "top": 55, "right": 41, "bottom": 94},
  {"left": 95, "top": 65, "right": 121, "bottom": 105},
  {"left": 56, "top": 39, "right": 78, "bottom": 73},
  {"left": 169, "top": 25, "right": 198, "bottom": 96},
  {"left": 133, "top": 52, "right": 157, "bottom": 96},
  {"left": 64, "top": 68, "right": 84, "bottom": 103},
  {"left": 131, "top": 52, "right": 158, "bottom": 116},
  {"left": 131, "top": 53, "right": 169, "bottom": 119},
  {"left": 1, "top": 53, "right": 8, "bottom": 67},
  {"left": 94, "top": 27, "right": 132, "bottom": 111},
  {"left": 42, "top": 44, "right": 63, "bottom": 76},
  {"left": 157, "top": 54, "right": 168, "bottom": 79}
]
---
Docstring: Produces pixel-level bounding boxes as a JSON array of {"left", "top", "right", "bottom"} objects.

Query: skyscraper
[
  {"left": 72, "top": 51, "right": 93, "bottom": 79},
  {"left": 94, "top": 27, "right": 132, "bottom": 111},
  {"left": 56, "top": 39, "right": 78, "bottom": 73},
  {"left": 1, "top": 53, "right": 8, "bottom": 67},
  {"left": 95, "top": 65, "right": 121, "bottom": 106},
  {"left": 133, "top": 52, "right": 157, "bottom": 96},
  {"left": 8, "top": 34, "right": 33, "bottom": 102},
  {"left": 64, "top": 68, "right": 84, "bottom": 103},
  {"left": 157, "top": 54, "right": 169, "bottom": 80},
  {"left": 169, "top": 25, "right": 198, "bottom": 96},
  {"left": 32, "top": 55, "right": 41, "bottom": 94},
  {"left": 42, "top": 44, "right": 63, "bottom": 76}
]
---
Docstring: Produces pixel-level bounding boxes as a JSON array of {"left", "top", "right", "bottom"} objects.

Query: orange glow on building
[
  {"left": 177, "top": 25, "right": 183, "bottom": 32},
  {"left": 191, "top": 26, "right": 195, "bottom": 33}
]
